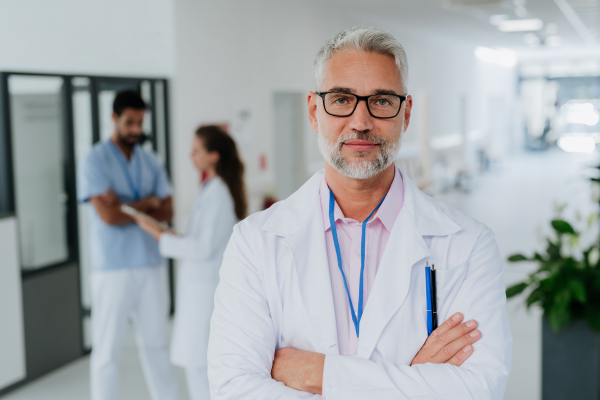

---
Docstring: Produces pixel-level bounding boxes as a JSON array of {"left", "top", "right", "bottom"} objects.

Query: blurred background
[{"left": 1, "top": 0, "right": 600, "bottom": 399}]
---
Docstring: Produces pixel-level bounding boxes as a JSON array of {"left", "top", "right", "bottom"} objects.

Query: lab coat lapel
[
  {"left": 283, "top": 209, "right": 339, "bottom": 354},
  {"left": 357, "top": 170, "right": 461, "bottom": 359},
  {"left": 356, "top": 205, "right": 429, "bottom": 359},
  {"left": 263, "top": 171, "right": 339, "bottom": 355}
]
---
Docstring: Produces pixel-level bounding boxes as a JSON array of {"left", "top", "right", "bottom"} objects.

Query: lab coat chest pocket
[{"left": 433, "top": 262, "right": 469, "bottom": 324}]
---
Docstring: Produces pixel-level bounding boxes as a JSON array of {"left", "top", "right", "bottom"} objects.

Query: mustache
[{"left": 337, "top": 131, "right": 386, "bottom": 147}]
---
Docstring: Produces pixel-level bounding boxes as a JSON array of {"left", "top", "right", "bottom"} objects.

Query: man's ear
[
  {"left": 308, "top": 92, "right": 319, "bottom": 133},
  {"left": 112, "top": 112, "right": 118, "bottom": 123},
  {"left": 403, "top": 95, "right": 413, "bottom": 132}
]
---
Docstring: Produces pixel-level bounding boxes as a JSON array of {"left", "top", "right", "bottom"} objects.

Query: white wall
[
  {"left": 0, "top": 0, "right": 175, "bottom": 77},
  {"left": 0, "top": 218, "right": 26, "bottom": 391}
]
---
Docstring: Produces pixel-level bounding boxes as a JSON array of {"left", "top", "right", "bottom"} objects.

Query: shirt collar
[{"left": 319, "top": 166, "right": 405, "bottom": 232}]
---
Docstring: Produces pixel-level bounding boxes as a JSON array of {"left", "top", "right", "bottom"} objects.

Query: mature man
[
  {"left": 78, "top": 91, "right": 178, "bottom": 400},
  {"left": 208, "top": 27, "right": 512, "bottom": 399}
]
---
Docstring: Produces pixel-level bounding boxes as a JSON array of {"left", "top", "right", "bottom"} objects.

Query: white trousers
[
  {"left": 90, "top": 266, "right": 179, "bottom": 400},
  {"left": 185, "top": 367, "right": 210, "bottom": 400}
]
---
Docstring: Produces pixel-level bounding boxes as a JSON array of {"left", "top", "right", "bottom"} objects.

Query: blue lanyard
[
  {"left": 328, "top": 188, "right": 386, "bottom": 337},
  {"left": 108, "top": 141, "right": 142, "bottom": 200}
]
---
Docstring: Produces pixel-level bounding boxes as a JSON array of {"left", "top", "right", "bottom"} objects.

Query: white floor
[
  {"left": 0, "top": 324, "right": 193, "bottom": 400},
  {"left": 1, "top": 148, "right": 596, "bottom": 400}
]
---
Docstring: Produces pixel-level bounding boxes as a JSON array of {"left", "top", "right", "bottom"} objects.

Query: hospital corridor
[{"left": 1, "top": 1, "right": 600, "bottom": 400}]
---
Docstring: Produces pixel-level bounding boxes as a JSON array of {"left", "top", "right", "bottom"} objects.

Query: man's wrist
[{"left": 303, "top": 352, "right": 325, "bottom": 394}]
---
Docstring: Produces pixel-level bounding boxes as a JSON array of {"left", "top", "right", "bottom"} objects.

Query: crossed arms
[
  {"left": 208, "top": 224, "right": 512, "bottom": 400},
  {"left": 89, "top": 190, "right": 172, "bottom": 225}
]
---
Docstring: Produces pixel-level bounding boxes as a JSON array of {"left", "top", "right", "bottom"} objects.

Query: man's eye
[
  {"left": 377, "top": 99, "right": 390, "bottom": 106},
  {"left": 333, "top": 97, "right": 347, "bottom": 104}
]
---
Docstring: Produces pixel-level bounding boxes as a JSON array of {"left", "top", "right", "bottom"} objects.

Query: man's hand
[
  {"left": 271, "top": 347, "right": 325, "bottom": 395},
  {"left": 132, "top": 195, "right": 161, "bottom": 212},
  {"left": 411, "top": 312, "right": 480, "bottom": 366},
  {"left": 100, "top": 190, "right": 120, "bottom": 207}
]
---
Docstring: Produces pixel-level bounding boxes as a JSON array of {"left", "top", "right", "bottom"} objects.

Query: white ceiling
[{"left": 326, "top": 0, "right": 600, "bottom": 61}]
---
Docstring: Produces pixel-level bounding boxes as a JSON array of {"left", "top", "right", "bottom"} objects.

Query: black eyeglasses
[{"left": 316, "top": 91, "right": 407, "bottom": 119}]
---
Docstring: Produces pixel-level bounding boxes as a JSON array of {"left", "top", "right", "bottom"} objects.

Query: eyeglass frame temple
[{"left": 315, "top": 91, "right": 407, "bottom": 119}]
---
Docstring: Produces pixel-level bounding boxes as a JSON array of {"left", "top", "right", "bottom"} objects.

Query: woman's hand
[{"left": 135, "top": 216, "right": 164, "bottom": 241}]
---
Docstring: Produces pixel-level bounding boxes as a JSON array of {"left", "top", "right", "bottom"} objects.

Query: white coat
[
  {"left": 208, "top": 167, "right": 512, "bottom": 400},
  {"left": 159, "top": 176, "right": 237, "bottom": 367}
]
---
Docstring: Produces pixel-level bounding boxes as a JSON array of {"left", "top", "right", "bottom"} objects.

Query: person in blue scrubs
[{"left": 78, "top": 91, "right": 179, "bottom": 400}]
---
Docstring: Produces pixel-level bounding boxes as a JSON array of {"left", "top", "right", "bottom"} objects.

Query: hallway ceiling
[{"left": 326, "top": 0, "right": 600, "bottom": 60}]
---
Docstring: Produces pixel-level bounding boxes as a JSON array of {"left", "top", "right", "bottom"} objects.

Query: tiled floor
[{"left": 2, "top": 148, "right": 596, "bottom": 400}]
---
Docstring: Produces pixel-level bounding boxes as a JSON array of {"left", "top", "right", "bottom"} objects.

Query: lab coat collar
[
  {"left": 262, "top": 167, "right": 461, "bottom": 358},
  {"left": 262, "top": 167, "right": 460, "bottom": 239}
]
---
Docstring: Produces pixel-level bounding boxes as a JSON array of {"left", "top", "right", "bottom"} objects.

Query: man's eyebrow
[
  {"left": 327, "top": 87, "right": 400, "bottom": 96},
  {"left": 372, "top": 89, "right": 399, "bottom": 95},
  {"left": 328, "top": 87, "right": 354, "bottom": 93}
]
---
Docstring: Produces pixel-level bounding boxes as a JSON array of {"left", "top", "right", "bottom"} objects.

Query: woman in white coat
[{"left": 136, "top": 125, "right": 247, "bottom": 400}]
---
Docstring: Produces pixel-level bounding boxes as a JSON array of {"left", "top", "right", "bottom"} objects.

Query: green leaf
[
  {"left": 551, "top": 220, "right": 576, "bottom": 235},
  {"left": 568, "top": 280, "right": 587, "bottom": 303},
  {"left": 506, "top": 282, "right": 528, "bottom": 298},
  {"left": 533, "top": 252, "right": 545, "bottom": 262},
  {"left": 525, "top": 286, "right": 543, "bottom": 308},
  {"left": 548, "top": 306, "right": 570, "bottom": 331},
  {"left": 508, "top": 254, "right": 529, "bottom": 263}
]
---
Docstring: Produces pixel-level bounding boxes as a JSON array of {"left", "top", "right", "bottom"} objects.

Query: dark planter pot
[{"left": 543, "top": 319, "right": 600, "bottom": 400}]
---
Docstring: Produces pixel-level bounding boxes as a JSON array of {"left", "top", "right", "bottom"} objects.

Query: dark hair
[
  {"left": 113, "top": 90, "right": 146, "bottom": 116},
  {"left": 196, "top": 125, "right": 248, "bottom": 220}
]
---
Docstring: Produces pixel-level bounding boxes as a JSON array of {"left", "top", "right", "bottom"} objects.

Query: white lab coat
[
  {"left": 208, "top": 167, "right": 512, "bottom": 400},
  {"left": 160, "top": 177, "right": 237, "bottom": 367}
]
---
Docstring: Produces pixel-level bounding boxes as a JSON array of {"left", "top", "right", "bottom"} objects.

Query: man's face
[
  {"left": 308, "top": 49, "right": 412, "bottom": 179},
  {"left": 112, "top": 108, "right": 145, "bottom": 147}
]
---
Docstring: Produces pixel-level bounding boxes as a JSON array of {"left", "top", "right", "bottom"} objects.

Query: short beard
[
  {"left": 117, "top": 131, "right": 137, "bottom": 148},
  {"left": 318, "top": 130, "right": 400, "bottom": 180}
]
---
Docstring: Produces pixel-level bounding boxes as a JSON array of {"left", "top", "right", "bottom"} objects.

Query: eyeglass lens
[{"left": 323, "top": 93, "right": 402, "bottom": 118}]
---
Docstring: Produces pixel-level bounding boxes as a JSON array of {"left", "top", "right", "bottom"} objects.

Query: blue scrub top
[{"left": 78, "top": 140, "right": 172, "bottom": 271}]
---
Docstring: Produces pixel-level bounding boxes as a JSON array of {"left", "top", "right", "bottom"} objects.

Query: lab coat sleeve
[
  {"left": 207, "top": 224, "right": 319, "bottom": 400},
  {"left": 158, "top": 198, "right": 232, "bottom": 262},
  {"left": 323, "top": 227, "right": 512, "bottom": 400}
]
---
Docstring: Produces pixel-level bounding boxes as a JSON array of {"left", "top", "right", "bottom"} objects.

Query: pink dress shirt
[{"left": 320, "top": 167, "right": 404, "bottom": 356}]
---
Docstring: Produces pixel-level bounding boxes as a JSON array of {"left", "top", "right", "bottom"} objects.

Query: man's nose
[{"left": 348, "top": 100, "right": 374, "bottom": 132}]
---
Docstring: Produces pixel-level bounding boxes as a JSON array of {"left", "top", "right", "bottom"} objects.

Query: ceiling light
[
  {"left": 498, "top": 18, "right": 544, "bottom": 32},
  {"left": 523, "top": 33, "right": 541, "bottom": 46},
  {"left": 561, "top": 103, "right": 600, "bottom": 126},
  {"left": 475, "top": 47, "right": 518, "bottom": 67},
  {"left": 558, "top": 134, "right": 596, "bottom": 153},
  {"left": 545, "top": 36, "right": 563, "bottom": 47}
]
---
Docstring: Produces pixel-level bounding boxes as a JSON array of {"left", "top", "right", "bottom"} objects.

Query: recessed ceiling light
[{"left": 498, "top": 18, "right": 544, "bottom": 32}]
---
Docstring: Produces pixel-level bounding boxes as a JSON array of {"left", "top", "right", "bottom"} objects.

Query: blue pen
[{"left": 425, "top": 261, "right": 433, "bottom": 336}]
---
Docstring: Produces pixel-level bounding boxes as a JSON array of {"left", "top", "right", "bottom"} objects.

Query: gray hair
[{"left": 314, "top": 26, "right": 409, "bottom": 95}]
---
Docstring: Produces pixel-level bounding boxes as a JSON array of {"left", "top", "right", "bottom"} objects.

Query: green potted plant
[{"left": 506, "top": 214, "right": 600, "bottom": 400}]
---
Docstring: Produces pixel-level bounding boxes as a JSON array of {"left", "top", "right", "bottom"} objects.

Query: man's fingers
[
  {"left": 446, "top": 344, "right": 474, "bottom": 366},
  {"left": 423, "top": 313, "right": 463, "bottom": 348},
  {"left": 429, "top": 319, "right": 478, "bottom": 352},
  {"left": 432, "top": 328, "right": 481, "bottom": 364}
]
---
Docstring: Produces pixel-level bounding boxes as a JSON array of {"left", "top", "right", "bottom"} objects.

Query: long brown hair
[{"left": 195, "top": 125, "right": 248, "bottom": 220}]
